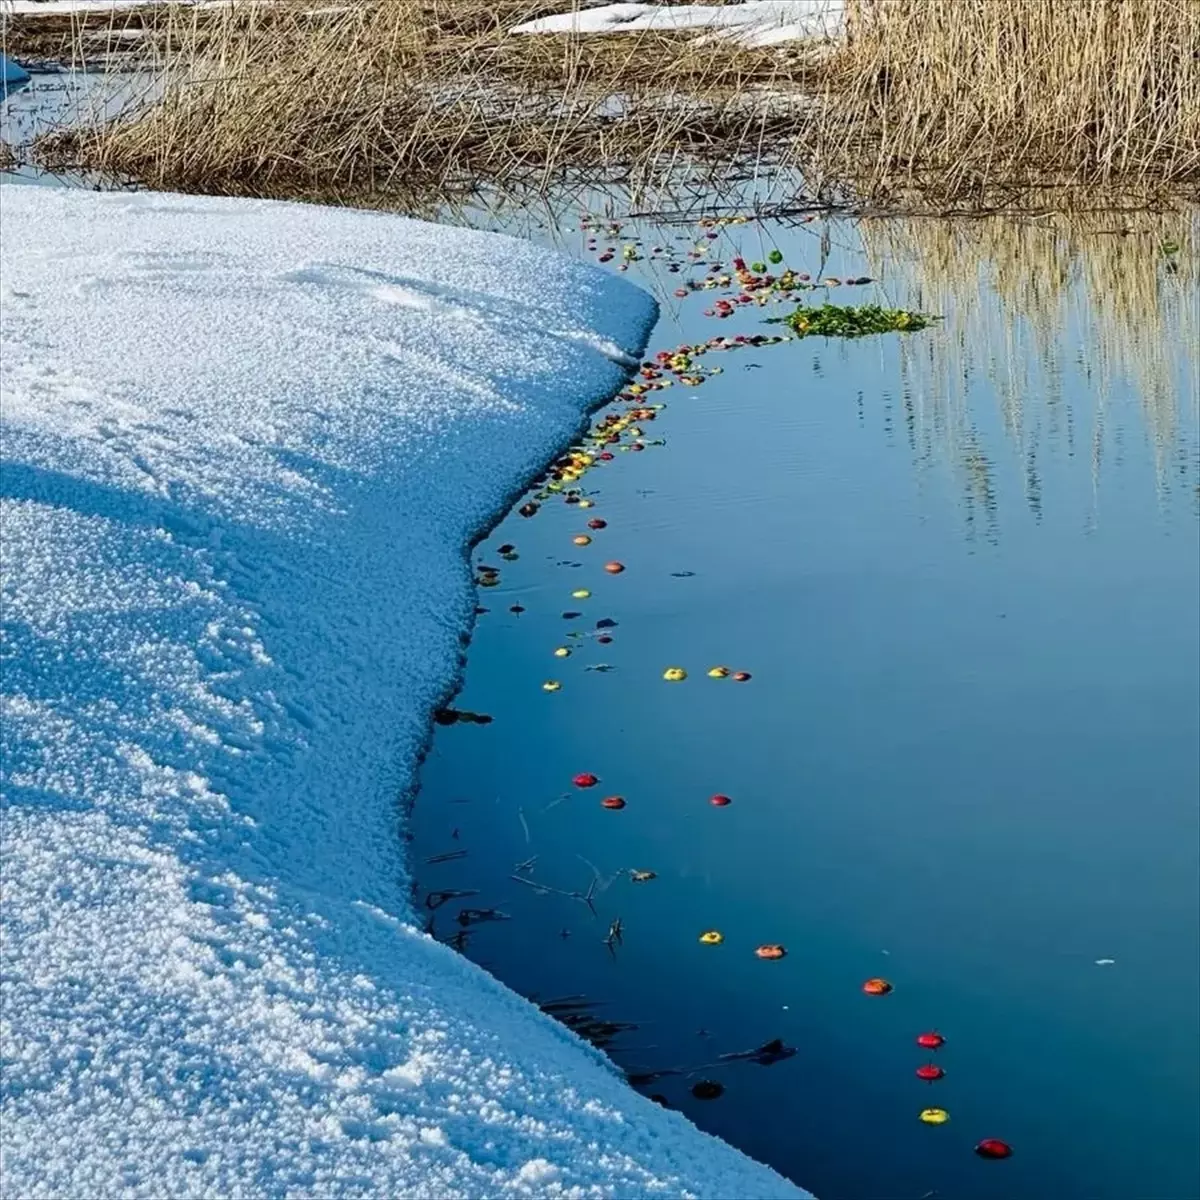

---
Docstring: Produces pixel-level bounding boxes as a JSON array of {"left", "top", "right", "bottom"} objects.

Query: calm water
[{"left": 412, "top": 208, "right": 1200, "bottom": 1199}]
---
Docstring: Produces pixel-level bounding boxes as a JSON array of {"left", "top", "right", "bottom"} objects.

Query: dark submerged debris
[
  {"left": 539, "top": 996, "right": 638, "bottom": 1051},
  {"left": 455, "top": 907, "right": 510, "bottom": 927},
  {"left": 425, "top": 888, "right": 480, "bottom": 910},
  {"left": 718, "top": 1038, "right": 796, "bottom": 1067},
  {"left": 433, "top": 708, "right": 493, "bottom": 726},
  {"left": 627, "top": 1067, "right": 683, "bottom": 1086}
]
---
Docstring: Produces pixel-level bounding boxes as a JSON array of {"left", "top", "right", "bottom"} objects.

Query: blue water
[{"left": 412, "top": 211, "right": 1200, "bottom": 1200}]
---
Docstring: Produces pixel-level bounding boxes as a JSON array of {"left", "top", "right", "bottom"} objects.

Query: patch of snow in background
[
  {"left": 511, "top": 1, "right": 845, "bottom": 44},
  {"left": 0, "top": 185, "right": 808, "bottom": 1199}
]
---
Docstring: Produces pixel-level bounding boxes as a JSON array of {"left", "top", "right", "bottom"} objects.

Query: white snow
[
  {"left": 511, "top": 1, "right": 845, "bottom": 45},
  {"left": 0, "top": 184, "right": 807, "bottom": 1200}
]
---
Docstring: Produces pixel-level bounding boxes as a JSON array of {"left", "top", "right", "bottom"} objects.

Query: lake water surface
[{"left": 415, "top": 207, "right": 1199, "bottom": 1200}]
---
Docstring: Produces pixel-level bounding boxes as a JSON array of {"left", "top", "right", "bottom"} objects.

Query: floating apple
[{"left": 974, "top": 1139, "right": 1013, "bottom": 1160}]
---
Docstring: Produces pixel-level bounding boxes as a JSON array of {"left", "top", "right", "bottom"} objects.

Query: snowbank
[
  {"left": 0, "top": 185, "right": 806, "bottom": 1199},
  {"left": 511, "top": 1, "right": 845, "bottom": 46}
]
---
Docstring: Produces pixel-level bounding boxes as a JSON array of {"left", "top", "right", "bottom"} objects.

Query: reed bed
[
  {"left": 825, "top": 0, "right": 1200, "bottom": 207},
  {"left": 36, "top": 1, "right": 818, "bottom": 205},
  {"left": 27, "top": 0, "right": 1200, "bottom": 212}
]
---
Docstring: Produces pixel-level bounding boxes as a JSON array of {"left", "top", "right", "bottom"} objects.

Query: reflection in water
[
  {"left": 458, "top": 185, "right": 1196, "bottom": 539},
  {"left": 861, "top": 212, "right": 1198, "bottom": 538}
]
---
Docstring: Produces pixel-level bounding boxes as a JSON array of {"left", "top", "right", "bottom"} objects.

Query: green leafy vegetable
[{"left": 776, "top": 303, "right": 936, "bottom": 338}]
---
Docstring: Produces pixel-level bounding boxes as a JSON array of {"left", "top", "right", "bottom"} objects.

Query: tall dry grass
[
  {"left": 39, "top": 0, "right": 815, "bottom": 205},
  {"left": 827, "top": 0, "right": 1200, "bottom": 206},
  {"left": 33, "top": 0, "right": 1200, "bottom": 212}
]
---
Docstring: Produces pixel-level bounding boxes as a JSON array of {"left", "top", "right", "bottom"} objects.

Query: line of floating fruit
[{"left": 469, "top": 212, "right": 1003, "bottom": 1164}]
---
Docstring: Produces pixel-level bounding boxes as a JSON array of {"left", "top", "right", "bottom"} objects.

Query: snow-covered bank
[
  {"left": 0, "top": 185, "right": 806, "bottom": 1199},
  {"left": 511, "top": 1, "right": 845, "bottom": 46}
]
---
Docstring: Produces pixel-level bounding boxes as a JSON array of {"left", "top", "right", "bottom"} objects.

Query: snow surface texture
[
  {"left": 511, "top": 1, "right": 845, "bottom": 46},
  {"left": 0, "top": 185, "right": 807, "bottom": 1200}
]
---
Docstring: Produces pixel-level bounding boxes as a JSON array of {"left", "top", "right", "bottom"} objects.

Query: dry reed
[
  {"left": 37, "top": 0, "right": 815, "bottom": 205},
  {"left": 825, "top": 0, "right": 1200, "bottom": 207},
  {"left": 29, "top": 0, "right": 1200, "bottom": 213}
]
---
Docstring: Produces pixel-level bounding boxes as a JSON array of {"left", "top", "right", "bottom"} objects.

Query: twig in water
[
  {"left": 541, "top": 792, "right": 571, "bottom": 813},
  {"left": 425, "top": 888, "right": 479, "bottom": 910},
  {"left": 426, "top": 849, "right": 468, "bottom": 864},
  {"left": 510, "top": 869, "right": 598, "bottom": 913},
  {"left": 576, "top": 854, "right": 618, "bottom": 895},
  {"left": 604, "top": 916, "right": 624, "bottom": 949},
  {"left": 455, "top": 907, "right": 510, "bottom": 927},
  {"left": 510, "top": 874, "right": 571, "bottom": 898}
]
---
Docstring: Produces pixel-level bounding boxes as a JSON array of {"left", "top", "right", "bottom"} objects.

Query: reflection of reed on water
[{"left": 862, "top": 210, "right": 1199, "bottom": 537}]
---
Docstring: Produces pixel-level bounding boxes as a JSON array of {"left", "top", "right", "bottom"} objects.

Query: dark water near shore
[{"left": 412, "top": 208, "right": 1200, "bottom": 1200}]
